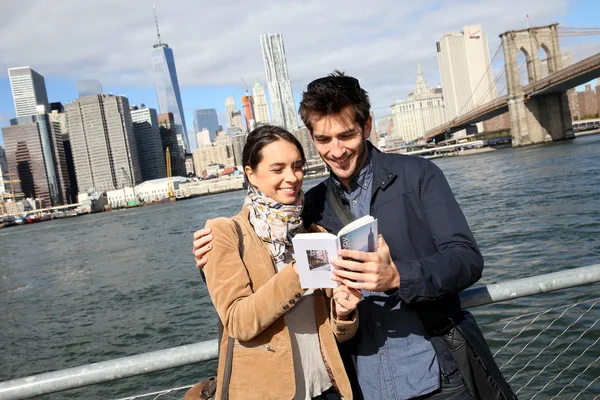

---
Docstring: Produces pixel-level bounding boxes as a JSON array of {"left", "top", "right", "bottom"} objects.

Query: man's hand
[
  {"left": 332, "top": 284, "right": 362, "bottom": 320},
  {"left": 330, "top": 235, "right": 400, "bottom": 293},
  {"left": 193, "top": 226, "right": 214, "bottom": 270}
]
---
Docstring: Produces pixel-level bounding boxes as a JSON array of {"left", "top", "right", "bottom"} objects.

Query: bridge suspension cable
[
  {"left": 474, "top": 65, "right": 506, "bottom": 108},
  {"left": 557, "top": 26, "right": 600, "bottom": 36},
  {"left": 497, "top": 59, "right": 527, "bottom": 97},
  {"left": 455, "top": 43, "right": 503, "bottom": 118}
]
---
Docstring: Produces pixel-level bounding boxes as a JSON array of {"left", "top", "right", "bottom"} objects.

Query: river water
[{"left": 1, "top": 135, "right": 599, "bottom": 399}]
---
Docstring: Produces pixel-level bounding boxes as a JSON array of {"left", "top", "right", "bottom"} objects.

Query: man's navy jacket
[
  {"left": 304, "top": 143, "right": 483, "bottom": 307},
  {"left": 303, "top": 143, "right": 484, "bottom": 398}
]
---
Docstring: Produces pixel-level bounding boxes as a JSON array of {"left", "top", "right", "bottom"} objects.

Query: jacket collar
[
  {"left": 234, "top": 205, "right": 277, "bottom": 277},
  {"left": 367, "top": 141, "right": 396, "bottom": 194}
]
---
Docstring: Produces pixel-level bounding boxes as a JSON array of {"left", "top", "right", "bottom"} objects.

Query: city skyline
[{"left": 1, "top": 1, "right": 599, "bottom": 146}]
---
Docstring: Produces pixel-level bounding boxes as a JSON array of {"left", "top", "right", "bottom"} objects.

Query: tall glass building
[
  {"left": 193, "top": 108, "right": 219, "bottom": 143},
  {"left": 8, "top": 66, "right": 50, "bottom": 118},
  {"left": 150, "top": 16, "right": 190, "bottom": 153},
  {"left": 260, "top": 33, "right": 298, "bottom": 133}
]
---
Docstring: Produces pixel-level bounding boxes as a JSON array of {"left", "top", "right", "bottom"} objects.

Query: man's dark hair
[
  {"left": 242, "top": 124, "right": 306, "bottom": 171},
  {"left": 299, "top": 70, "right": 371, "bottom": 134}
]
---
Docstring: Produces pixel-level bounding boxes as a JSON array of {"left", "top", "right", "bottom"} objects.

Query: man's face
[{"left": 311, "top": 106, "right": 371, "bottom": 187}]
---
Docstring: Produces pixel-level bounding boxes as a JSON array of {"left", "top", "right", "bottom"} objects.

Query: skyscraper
[
  {"left": 65, "top": 95, "right": 142, "bottom": 193},
  {"left": 76, "top": 79, "right": 103, "bottom": 97},
  {"left": 157, "top": 112, "right": 187, "bottom": 177},
  {"left": 241, "top": 95, "right": 255, "bottom": 131},
  {"left": 193, "top": 108, "right": 219, "bottom": 141},
  {"left": 8, "top": 67, "right": 50, "bottom": 118},
  {"left": 225, "top": 96, "right": 243, "bottom": 130},
  {"left": 150, "top": 7, "right": 190, "bottom": 152},
  {"left": 131, "top": 106, "right": 167, "bottom": 181},
  {"left": 1, "top": 109, "right": 70, "bottom": 205},
  {"left": 252, "top": 79, "right": 270, "bottom": 123},
  {"left": 437, "top": 24, "right": 495, "bottom": 130},
  {"left": 231, "top": 110, "right": 243, "bottom": 131},
  {"left": 231, "top": 132, "right": 246, "bottom": 166},
  {"left": 260, "top": 33, "right": 298, "bottom": 132}
]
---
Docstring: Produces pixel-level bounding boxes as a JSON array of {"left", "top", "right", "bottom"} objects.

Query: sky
[{"left": 1, "top": 0, "right": 600, "bottom": 150}]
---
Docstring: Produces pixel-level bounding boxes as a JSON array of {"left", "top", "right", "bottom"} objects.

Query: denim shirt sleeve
[{"left": 396, "top": 161, "right": 484, "bottom": 303}]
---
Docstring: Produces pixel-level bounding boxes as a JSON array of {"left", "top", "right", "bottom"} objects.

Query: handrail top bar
[
  {"left": 1, "top": 264, "right": 599, "bottom": 400},
  {"left": 460, "top": 263, "right": 600, "bottom": 308}
]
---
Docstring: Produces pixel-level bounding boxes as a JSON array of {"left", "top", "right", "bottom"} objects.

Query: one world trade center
[{"left": 150, "top": 7, "right": 190, "bottom": 152}]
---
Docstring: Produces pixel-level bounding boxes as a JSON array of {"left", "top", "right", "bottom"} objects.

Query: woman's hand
[
  {"left": 333, "top": 285, "right": 362, "bottom": 320},
  {"left": 193, "top": 227, "right": 213, "bottom": 269}
]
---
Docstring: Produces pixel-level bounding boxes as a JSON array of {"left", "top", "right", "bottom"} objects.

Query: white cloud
[{"left": 0, "top": 0, "right": 574, "bottom": 118}]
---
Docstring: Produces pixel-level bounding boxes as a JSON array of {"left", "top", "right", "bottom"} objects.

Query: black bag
[{"left": 418, "top": 307, "right": 517, "bottom": 400}]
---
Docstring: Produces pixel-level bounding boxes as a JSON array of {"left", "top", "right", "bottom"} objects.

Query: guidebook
[{"left": 292, "top": 215, "right": 378, "bottom": 288}]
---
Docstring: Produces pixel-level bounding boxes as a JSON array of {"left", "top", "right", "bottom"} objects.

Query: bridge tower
[{"left": 500, "top": 23, "right": 574, "bottom": 146}]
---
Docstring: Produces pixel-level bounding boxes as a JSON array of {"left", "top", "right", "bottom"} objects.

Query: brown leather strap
[{"left": 220, "top": 219, "right": 245, "bottom": 399}]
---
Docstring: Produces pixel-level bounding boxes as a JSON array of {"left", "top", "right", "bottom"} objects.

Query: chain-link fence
[{"left": 482, "top": 296, "right": 599, "bottom": 399}]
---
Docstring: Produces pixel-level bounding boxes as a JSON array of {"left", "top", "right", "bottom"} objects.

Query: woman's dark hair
[
  {"left": 299, "top": 70, "right": 371, "bottom": 133},
  {"left": 242, "top": 125, "right": 306, "bottom": 172}
]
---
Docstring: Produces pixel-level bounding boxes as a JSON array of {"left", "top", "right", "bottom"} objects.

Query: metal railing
[{"left": 1, "top": 264, "right": 599, "bottom": 400}]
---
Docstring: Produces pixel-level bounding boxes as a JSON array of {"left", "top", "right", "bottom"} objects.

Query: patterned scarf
[{"left": 244, "top": 186, "right": 304, "bottom": 263}]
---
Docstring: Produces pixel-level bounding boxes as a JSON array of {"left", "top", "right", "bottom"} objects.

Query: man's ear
[{"left": 364, "top": 115, "right": 373, "bottom": 141}]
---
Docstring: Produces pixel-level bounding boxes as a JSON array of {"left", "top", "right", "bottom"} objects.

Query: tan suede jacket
[{"left": 204, "top": 206, "right": 358, "bottom": 400}]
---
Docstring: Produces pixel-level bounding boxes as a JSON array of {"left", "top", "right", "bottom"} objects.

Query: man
[{"left": 194, "top": 72, "right": 515, "bottom": 400}]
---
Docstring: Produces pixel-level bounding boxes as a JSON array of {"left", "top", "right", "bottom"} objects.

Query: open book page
[
  {"left": 338, "top": 215, "right": 375, "bottom": 237},
  {"left": 292, "top": 233, "right": 340, "bottom": 289},
  {"left": 338, "top": 217, "right": 378, "bottom": 252}
]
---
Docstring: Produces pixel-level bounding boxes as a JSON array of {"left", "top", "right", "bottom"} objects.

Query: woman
[{"left": 202, "top": 125, "right": 361, "bottom": 400}]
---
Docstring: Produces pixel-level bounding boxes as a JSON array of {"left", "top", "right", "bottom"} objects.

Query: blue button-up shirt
[
  {"left": 331, "top": 152, "right": 373, "bottom": 220},
  {"left": 330, "top": 148, "right": 440, "bottom": 400}
]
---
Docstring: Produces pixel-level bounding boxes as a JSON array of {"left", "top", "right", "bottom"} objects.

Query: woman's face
[{"left": 245, "top": 139, "right": 304, "bottom": 204}]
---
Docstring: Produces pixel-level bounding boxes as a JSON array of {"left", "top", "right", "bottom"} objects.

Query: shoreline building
[
  {"left": 252, "top": 79, "right": 270, "bottom": 123},
  {"left": 150, "top": 7, "right": 190, "bottom": 152},
  {"left": 2, "top": 108, "right": 70, "bottom": 206},
  {"left": 231, "top": 132, "right": 246, "bottom": 166},
  {"left": 437, "top": 24, "right": 495, "bottom": 134},
  {"left": 49, "top": 102, "right": 78, "bottom": 202},
  {"left": 294, "top": 127, "right": 319, "bottom": 161},
  {"left": 377, "top": 115, "right": 394, "bottom": 138},
  {"left": 8, "top": 66, "right": 50, "bottom": 118},
  {"left": 196, "top": 128, "right": 211, "bottom": 149},
  {"left": 192, "top": 131, "right": 234, "bottom": 177},
  {"left": 391, "top": 64, "right": 446, "bottom": 145},
  {"left": 66, "top": 95, "right": 142, "bottom": 194},
  {"left": 193, "top": 108, "right": 219, "bottom": 144},
  {"left": 131, "top": 106, "right": 167, "bottom": 181},
  {"left": 157, "top": 112, "right": 187, "bottom": 177},
  {"left": 260, "top": 33, "right": 298, "bottom": 132}
]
